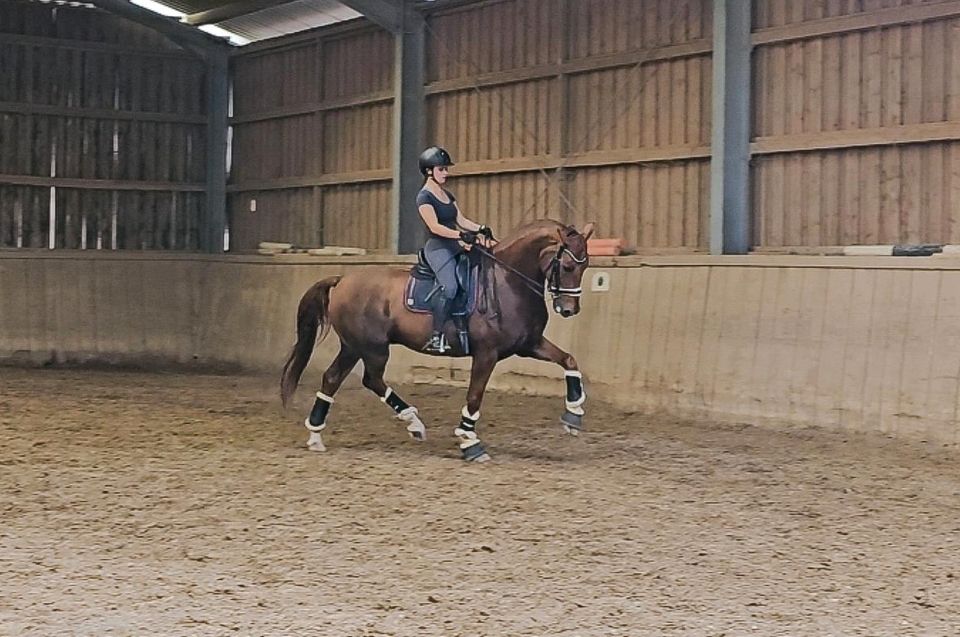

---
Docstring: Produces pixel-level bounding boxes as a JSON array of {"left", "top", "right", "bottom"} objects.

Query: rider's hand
[
  {"left": 459, "top": 230, "right": 479, "bottom": 245},
  {"left": 478, "top": 225, "right": 495, "bottom": 241}
]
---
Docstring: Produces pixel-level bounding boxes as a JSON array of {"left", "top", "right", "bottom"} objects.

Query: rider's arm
[
  {"left": 419, "top": 204, "right": 462, "bottom": 240},
  {"left": 454, "top": 204, "right": 482, "bottom": 232}
]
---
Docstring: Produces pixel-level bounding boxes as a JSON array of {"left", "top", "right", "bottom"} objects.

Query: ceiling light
[
  {"left": 129, "top": 0, "right": 184, "bottom": 18},
  {"left": 198, "top": 24, "right": 250, "bottom": 46}
]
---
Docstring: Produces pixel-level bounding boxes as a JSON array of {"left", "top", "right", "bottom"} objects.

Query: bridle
[
  {"left": 475, "top": 238, "right": 588, "bottom": 301},
  {"left": 546, "top": 243, "right": 587, "bottom": 300}
]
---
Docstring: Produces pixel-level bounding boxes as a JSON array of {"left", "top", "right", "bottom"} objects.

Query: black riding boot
[{"left": 423, "top": 293, "right": 453, "bottom": 353}]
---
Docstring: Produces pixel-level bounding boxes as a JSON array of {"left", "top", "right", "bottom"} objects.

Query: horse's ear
[{"left": 581, "top": 222, "right": 596, "bottom": 240}]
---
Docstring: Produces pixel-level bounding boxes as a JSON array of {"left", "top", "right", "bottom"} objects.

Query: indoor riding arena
[{"left": 3, "top": 1, "right": 960, "bottom": 635}]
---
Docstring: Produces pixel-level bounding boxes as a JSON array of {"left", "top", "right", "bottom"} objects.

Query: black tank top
[{"left": 416, "top": 188, "right": 458, "bottom": 232}]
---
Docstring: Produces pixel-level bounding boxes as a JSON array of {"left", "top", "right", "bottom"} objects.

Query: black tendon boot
[{"left": 423, "top": 293, "right": 453, "bottom": 353}]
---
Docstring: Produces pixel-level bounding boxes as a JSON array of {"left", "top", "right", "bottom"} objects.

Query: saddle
[{"left": 404, "top": 249, "right": 480, "bottom": 317}]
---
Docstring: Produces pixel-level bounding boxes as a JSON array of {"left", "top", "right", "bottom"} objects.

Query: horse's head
[{"left": 541, "top": 222, "right": 595, "bottom": 318}]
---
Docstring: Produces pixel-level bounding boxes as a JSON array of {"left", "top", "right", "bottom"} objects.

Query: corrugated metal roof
[
  {"left": 125, "top": 0, "right": 361, "bottom": 45},
  {"left": 155, "top": 0, "right": 234, "bottom": 14},
  {"left": 49, "top": 1, "right": 468, "bottom": 46},
  {"left": 218, "top": 0, "right": 360, "bottom": 43}
]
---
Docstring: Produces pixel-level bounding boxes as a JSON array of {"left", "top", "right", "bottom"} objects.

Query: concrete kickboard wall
[{"left": 2, "top": 252, "right": 959, "bottom": 445}]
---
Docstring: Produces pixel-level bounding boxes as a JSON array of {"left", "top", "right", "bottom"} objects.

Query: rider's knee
[{"left": 439, "top": 283, "right": 459, "bottom": 300}]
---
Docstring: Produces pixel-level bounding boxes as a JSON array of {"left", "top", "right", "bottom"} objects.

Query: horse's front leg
[
  {"left": 520, "top": 337, "right": 586, "bottom": 435},
  {"left": 457, "top": 352, "right": 497, "bottom": 462}
]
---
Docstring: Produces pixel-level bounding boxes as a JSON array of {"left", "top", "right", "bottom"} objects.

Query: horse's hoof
[
  {"left": 398, "top": 408, "right": 427, "bottom": 442},
  {"left": 306, "top": 432, "right": 327, "bottom": 452},
  {"left": 560, "top": 410, "right": 583, "bottom": 435},
  {"left": 406, "top": 421, "right": 427, "bottom": 441},
  {"left": 461, "top": 442, "right": 491, "bottom": 462}
]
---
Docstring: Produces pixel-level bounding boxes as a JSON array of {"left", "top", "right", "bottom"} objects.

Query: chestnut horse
[{"left": 280, "top": 219, "right": 595, "bottom": 461}]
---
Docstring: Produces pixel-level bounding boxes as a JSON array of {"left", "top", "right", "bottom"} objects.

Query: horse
[{"left": 280, "top": 218, "right": 595, "bottom": 462}]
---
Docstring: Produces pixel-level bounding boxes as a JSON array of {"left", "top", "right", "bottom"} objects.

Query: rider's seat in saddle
[{"left": 405, "top": 249, "right": 480, "bottom": 317}]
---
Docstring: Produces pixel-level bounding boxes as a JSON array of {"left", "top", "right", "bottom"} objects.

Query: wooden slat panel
[
  {"left": 322, "top": 29, "right": 393, "bottom": 100},
  {"left": 227, "top": 0, "right": 716, "bottom": 251},
  {"left": 0, "top": 185, "right": 45, "bottom": 248},
  {"left": 321, "top": 104, "right": 393, "bottom": 174},
  {"left": 1, "top": 1, "right": 206, "bottom": 251},
  {"left": 753, "top": 121, "right": 960, "bottom": 154},
  {"left": 754, "top": 4, "right": 960, "bottom": 249},
  {"left": 427, "top": 79, "right": 555, "bottom": 163},
  {"left": 754, "top": 141, "right": 960, "bottom": 247},
  {"left": 563, "top": 161, "right": 709, "bottom": 250},
  {"left": 753, "top": 0, "right": 960, "bottom": 44},
  {"left": 565, "top": 56, "right": 711, "bottom": 154},
  {"left": 0, "top": 174, "right": 204, "bottom": 192},
  {"left": 427, "top": 0, "right": 553, "bottom": 83},
  {"left": 321, "top": 182, "right": 391, "bottom": 250}
]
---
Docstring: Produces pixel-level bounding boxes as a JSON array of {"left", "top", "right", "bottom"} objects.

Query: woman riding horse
[
  {"left": 280, "top": 149, "right": 595, "bottom": 462},
  {"left": 416, "top": 146, "right": 494, "bottom": 353}
]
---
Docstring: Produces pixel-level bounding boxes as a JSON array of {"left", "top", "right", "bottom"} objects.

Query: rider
[{"left": 416, "top": 146, "right": 494, "bottom": 353}]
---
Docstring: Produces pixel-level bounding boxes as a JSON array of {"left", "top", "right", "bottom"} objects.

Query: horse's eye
[{"left": 563, "top": 263, "right": 575, "bottom": 272}]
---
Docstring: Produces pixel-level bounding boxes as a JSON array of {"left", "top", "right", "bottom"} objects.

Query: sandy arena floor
[{"left": 1, "top": 367, "right": 959, "bottom": 636}]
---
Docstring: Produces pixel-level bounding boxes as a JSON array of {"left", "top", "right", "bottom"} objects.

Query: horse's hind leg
[
  {"left": 305, "top": 343, "right": 360, "bottom": 452},
  {"left": 456, "top": 351, "right": 496, "bottom": 462},
  {"left": 359, "top": 347, "right": 427, "bottom": 441}
]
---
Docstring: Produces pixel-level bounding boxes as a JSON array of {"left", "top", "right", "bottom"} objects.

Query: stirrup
[{"left": 422, "top": 333, "right": 450, "bottom": 353}]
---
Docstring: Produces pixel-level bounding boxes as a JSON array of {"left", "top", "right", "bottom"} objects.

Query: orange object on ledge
[{"left": 587, "top": 238, "right": 625, "bottom": 256}]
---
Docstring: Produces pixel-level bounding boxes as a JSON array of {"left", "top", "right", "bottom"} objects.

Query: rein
[{"left": 474, "top": 242, "right": 586, "bottom": 301}]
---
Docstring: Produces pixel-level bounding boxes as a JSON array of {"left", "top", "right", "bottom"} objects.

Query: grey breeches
[{"left": 423, "top": 238, "right": 461, "bottom": 301}]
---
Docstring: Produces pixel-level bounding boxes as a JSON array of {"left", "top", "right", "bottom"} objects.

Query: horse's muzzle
[{"left": 553, "top": 300, "right": 580, "bottom": 318}]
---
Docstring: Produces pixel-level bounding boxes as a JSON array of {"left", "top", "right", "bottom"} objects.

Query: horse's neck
[{"left": 494, "top": 230, "right": 556, "bottom": 280}]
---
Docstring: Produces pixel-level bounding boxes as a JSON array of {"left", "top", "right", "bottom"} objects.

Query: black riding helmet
[{"left": 418, "top": 146, "right": 455, "bottom": 176}]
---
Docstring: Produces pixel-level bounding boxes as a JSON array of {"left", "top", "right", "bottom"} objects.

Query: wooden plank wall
[
  {"left": 426, "top": 0, "right": 713, "bottom": 248},
  {"left": 0, "top": 1, "right": 207, "bottom": 250},
  {"left": 230, "top": 0, "right": 712, "bottom": 251},
  {"left": 229, "top": 0, "right": 960, "bottom": 252},
  {"left": 752, "top": 0, "right": 960, "bottom": 248},
  {"left": 228, "top": 28, "right": 393, "bottom": 250}
]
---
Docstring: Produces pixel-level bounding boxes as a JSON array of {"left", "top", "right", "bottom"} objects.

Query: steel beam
[
  {"left": 89, "top": 0, "right": 226, "bottom": 52},
  {"left": 205, "top": 49, "right": 230, "bottom": 253},
  {"left": 391, "top": 2, "right": 425, "bottom": 253},
  {"left": 339, "top": 0, "right": 402, "bottom": 33},
  {"left": 709, "top": 0, "right": 752, "bottom": 255}
]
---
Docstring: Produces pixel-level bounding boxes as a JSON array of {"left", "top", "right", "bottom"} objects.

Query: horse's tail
[{"left": 280, "top": 275, "right": 342, "bottom": 407}]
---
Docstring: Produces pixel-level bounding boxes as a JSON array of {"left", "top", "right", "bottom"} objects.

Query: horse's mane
[{"left": 493, "top": 218, "right": 570, "bottom": 254}]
